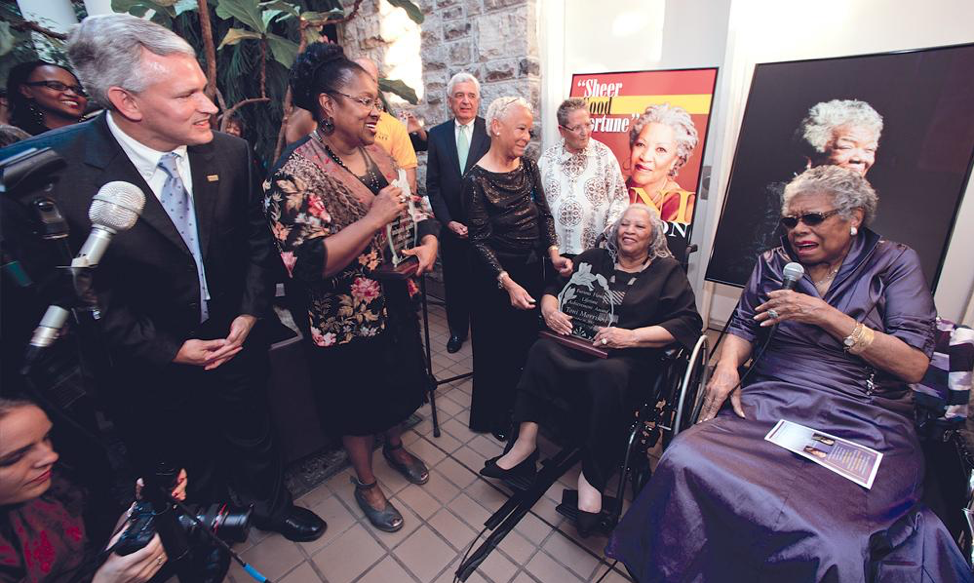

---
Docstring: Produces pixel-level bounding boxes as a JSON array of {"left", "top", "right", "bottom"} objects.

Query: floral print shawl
[{"left": 263, "top": 137, "right": 426, "bottom": 347}]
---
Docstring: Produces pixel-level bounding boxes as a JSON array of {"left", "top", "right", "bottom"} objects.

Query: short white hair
[
  {"left": 800, "top": 99, "right": 883, "bottom": 154},
  {"left": 447, "top": 72, "right": 480, "bottom": 97},
  {"left": 629, "top": 103, "right": 699, "bottom": 178},
  {"left": 67, "top": 13, "right": 196, "bottom": 109},
  {"left": 782, "top": 165, "right": 878, "bottom": 225},
  {"left": 485, "top": 96, "right": 532, "bottom": 130}
]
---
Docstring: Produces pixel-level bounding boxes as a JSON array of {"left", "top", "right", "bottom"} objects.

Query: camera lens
[{"left": 178, "top": 503, "right": 252, "bottom": 544}]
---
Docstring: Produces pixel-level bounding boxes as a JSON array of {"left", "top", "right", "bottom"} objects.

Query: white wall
[{"left": 540, "top": 0, "right": 974, "bottom": 326}]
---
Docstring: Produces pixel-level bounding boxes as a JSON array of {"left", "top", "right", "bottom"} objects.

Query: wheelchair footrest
[{"left": 556, "top": 489, "right": 622, "bottom": 534}]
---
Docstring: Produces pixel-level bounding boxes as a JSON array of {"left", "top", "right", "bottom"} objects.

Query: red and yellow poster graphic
[{"left": 569, "top": 68, "right": 718, "bottom": 240}]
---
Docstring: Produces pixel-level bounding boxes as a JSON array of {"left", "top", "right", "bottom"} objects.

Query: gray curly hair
[
  {"left": 605, "top": 204, "right": 672, "bottom": 262},
  {"left": 485, "top": 96, "right": 533, "bottom": 132},
  {"left": 67, "top": 14, "right": 196, "bottom": 109},
  {"left": 799, "top": 99, "right": 883, "bottom": 154},
  {"left": 629, "top": 103, "right": 699, "bottom": 178},
  {"left": 782, "top": 165, "right": 878, "bottom": 225}
]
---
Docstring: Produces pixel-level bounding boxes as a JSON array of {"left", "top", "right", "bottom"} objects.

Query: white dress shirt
[
  {"left": 538, "top": 137, "right": 628, "bottom": 255},
  {"left": 106, "top": 111, "right": 194, "bottom": 200},
  {"left": 106, "top": 112, "right": 209, "bottom": 302}
]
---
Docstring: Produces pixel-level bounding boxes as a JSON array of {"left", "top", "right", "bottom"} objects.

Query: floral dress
[{"left": 263, "top": 136, "right": 436, "bottom": 436}]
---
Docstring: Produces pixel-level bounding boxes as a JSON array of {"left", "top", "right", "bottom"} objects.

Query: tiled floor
[{"left": 227, "top": 302, "right": 638, "bottom": 583}]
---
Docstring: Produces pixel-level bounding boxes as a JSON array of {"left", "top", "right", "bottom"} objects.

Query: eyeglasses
[
  {"left": 329, "top": 91, "right": 381, "bottom": 111},
  {"left": 25, "top": 80, "right": 87, "bottom": 96},
  {"left": 559, "top": 122, "right": 593, "bottom": 135},
  {"left": 780, "top": 209, "right": 841, "bottom": 229}
]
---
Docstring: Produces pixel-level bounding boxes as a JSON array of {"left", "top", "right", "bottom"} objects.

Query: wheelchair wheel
[{"left": 662, "top": 335, "right": 709, "bottom": 448}]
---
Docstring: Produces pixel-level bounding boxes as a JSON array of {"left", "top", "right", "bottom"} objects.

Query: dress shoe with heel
[
  {"left": 352, "top": 477, "right": 404, "bottom": 532},
  {"left": 446, "top": 335, "right": 464, "bottom": 353},
  {"left": 382, "top": 441, "right": 429, "bottom": 485},
  {"left": 255, "top": 505, "right": 327, "bottom": 542},
  {"left": 480, "top": 449, "right": 538, "bottom": 481},
  {"left": 576, "top": 509, "right": 602, "bottom": 538}
]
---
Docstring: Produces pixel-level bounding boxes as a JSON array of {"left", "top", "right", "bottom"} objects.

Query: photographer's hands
[{"left": 97, "top": 530, "right": 166, "bottom": 583}]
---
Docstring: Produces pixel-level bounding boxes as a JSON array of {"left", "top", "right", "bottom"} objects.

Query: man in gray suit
[{"left": 426, "top": 72, "right": 490, "bottom": 353}]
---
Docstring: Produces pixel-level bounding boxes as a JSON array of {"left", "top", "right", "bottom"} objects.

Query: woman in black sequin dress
[{"left": 461, "top": 96, "right": 573, "bottom": 437}]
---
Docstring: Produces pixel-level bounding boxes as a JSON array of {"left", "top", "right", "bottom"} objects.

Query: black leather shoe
[
  {"left": 480, "top": 449, "right": 538, "bottom": 481},
  {"left": 261, "top": 505, "right": 327, "bottom": 542},
  {"left": 576, "top": 509, "right": 603, "bottom": 538},
  {"left": 446, "top": 335, "right": 464, "bottom": 353},
  {"left": 383, "top": 441, "right": 429, "bottom": 485}
]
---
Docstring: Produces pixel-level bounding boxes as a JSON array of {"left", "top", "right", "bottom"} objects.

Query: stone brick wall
[{"left": 340, "top": 0, "right": 542, "bottom": 190}]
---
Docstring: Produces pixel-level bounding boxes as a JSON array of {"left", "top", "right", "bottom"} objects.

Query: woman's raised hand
[{"left": 367, "top": 184, "right": 408, "bottom": 228}]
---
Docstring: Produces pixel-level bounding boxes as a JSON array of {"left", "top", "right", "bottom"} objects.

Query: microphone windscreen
[
  {"left": 89, "top": 181, "right": 145, "bottom": 232},
  {"left": 783, "top": 262, "right": 805, "bottom": 283}
]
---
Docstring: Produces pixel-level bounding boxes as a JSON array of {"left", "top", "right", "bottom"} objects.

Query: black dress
[
  {"left": 513, "top": 248, "right": 702, "bottom": 491},
  {"left": 462, "top": 158, "right": 558, "bottom": 432}
]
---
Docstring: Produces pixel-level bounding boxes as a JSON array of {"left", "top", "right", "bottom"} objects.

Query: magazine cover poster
[{"left": 569, "top": 68, "right": 718, "bottom": 258}]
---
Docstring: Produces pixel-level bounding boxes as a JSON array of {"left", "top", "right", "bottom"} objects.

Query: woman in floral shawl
[{"left": 263, "top": 43, "right": 439, "bottom": 533}]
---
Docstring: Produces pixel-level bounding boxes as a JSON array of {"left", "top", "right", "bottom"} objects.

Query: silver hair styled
[
  {"left": 556, "top": 98, "right": 588, "bottom": 128},
  {"left": 604, "top": 203, "right": 672, "bottom": 262},
  {"left": 800, "top": 99, "right": 883, "bottom": 154},
  {"left": 782, "top": 165, "right": 878, "bottom": 226},
  {"left": 629, "top": 103, "right": 699, "bottom": 178},
  {"left": 485, "top": 96, "right": 532, "bottom": 131},
  {"left": 67, "top": 13, "right": 196, "bottom": 109},
  {"left": 447, "top": 72, "right": 480, "bottom": 98}
]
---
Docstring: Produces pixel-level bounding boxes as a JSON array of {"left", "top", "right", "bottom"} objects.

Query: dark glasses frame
[
  {"left": 25, "top": 80, "right": 87, "bottom": 96},
  {"left": 780, "top": 209, "right": 841, "bottom": 229}
]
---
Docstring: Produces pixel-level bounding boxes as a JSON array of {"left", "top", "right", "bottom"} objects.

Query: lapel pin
[{"left": 207, "top": 174, "right": 219, "bottom": 182}]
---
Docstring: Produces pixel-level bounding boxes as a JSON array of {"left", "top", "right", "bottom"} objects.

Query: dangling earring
[
  {"left": 850, "top": 226, "right": 858, "bottom": 236},
  {"left": 319, "top": 117, "right": 334, "bottom": 135},
  {"left": 28, "top": 100, "right": 44, "bottom": 126}
]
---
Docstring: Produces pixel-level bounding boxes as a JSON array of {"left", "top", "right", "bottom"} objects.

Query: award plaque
[
  {"left": 374, "top": 171, "right": 421, "bottom": 280},
  {"left": 539, "top": 262, "right": 615, "bottom": 358}
]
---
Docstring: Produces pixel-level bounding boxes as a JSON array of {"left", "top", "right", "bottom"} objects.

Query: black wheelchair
[{"left": 455, "top": 331, "right": 712, "bottom": 581}]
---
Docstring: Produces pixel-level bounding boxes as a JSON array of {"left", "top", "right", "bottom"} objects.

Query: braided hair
[{"left": 289, "top": 43, "right": 367, "bottom": 121}]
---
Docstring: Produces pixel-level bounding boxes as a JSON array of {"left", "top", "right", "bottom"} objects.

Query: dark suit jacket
[
  {"left": 1, "top": 114, "right": 275, "bottom": 371},
  {"left": 425, "top": 117, "right": 490, "bottom": 226}
]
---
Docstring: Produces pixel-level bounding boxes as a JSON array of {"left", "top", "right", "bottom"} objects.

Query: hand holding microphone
[{"left": 754, "top": 262, "right": 833, "bottom": 327}]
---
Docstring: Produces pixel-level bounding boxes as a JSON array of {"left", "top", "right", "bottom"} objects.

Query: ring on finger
[
  {"left": 156, "top": 556, "right": 164, "bottom": 566},
  {"left": 399, "top": 194, "right": 408, "bottom": 204},
  {"left": 767, "top": 308, "right": 779, "bottom": 320}
]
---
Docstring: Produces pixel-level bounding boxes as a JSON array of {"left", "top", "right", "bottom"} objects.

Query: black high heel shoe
[{"left": 480, "top": 449, "right": 538, "bottom": 481}]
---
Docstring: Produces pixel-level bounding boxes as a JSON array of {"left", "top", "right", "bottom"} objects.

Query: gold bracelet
[
  {"left": 848, "top": 325, "right": 876, "bottom": 355},
  {"left": 843, "top": 322, "right": 864, "bottom": 352},
  {"left": 548, "top": 245, "right": 559, "bottom": 254}
]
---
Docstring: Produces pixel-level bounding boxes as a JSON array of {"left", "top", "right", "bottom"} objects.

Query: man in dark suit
[
  {"left": 426, "top": 72, "right": 490, "bottom": 353},
  {"left": 0, "top": 14, "right": 323, "bottom": 542}
]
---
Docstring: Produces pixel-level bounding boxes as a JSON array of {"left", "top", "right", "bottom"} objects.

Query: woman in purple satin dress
[{"left": 606, "top": 166, "right": 971, "bottom": 582}]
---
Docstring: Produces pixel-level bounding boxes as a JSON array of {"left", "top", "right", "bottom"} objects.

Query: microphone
[
  {"left": 72, "top": 181, "right": 145, "bottom": 268},
  {"left": 782, "top": 262, "right": 805, "bottom": 291},
  {"left": 26, "top": 182, "right": 146, "bottom": 353}
]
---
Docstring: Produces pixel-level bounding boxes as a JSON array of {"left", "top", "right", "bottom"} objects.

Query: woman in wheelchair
[
  {"left": 607, "top": 166, "right": 971, "bottom": 582},
  {"left": 479, "top": 204, "right": 702, "bottom": 536}
]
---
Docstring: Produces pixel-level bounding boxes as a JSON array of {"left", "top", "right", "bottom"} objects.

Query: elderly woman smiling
[
  {"left": 462, "top": 96, "right": 573, "bottom": 440},
  {"left": 607, "top": 166, "right": 970, "bottom": 581},
  {"left": 626, "top": 104, "right": 700, "bottom": 224},
  {"left": 799, "top": 98, "right": 883, "bottom": 176},
  {"left": 480, "top": 204, "right": 701, "bottom": 537}
]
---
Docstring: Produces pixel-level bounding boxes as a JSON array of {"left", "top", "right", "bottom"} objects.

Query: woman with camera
[{"left": 0, "top": 398, "right": 180, "bottom": 582}]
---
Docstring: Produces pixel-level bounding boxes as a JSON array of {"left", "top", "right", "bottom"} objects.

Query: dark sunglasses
[
  {"left": 25, "top": 80, "right": 87, "bottom": 96},
  {"left": 780, "top": 209, "right": 840, "bottom": 229}
]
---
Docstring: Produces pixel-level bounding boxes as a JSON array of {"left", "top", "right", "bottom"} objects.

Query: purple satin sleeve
[{"left": 877, "top": 245, "right": 936, "bottom": 357}]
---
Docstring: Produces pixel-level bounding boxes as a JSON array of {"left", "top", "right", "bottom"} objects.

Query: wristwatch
[{"left": 843, "top": 322, "right": 863, "bottom": 350}]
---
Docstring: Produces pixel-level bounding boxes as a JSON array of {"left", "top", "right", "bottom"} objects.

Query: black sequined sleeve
[
  {"left": 463, "top": 171, "right": 505, "bottom": 276},
  {"left": 528, "top": 158, "right": 558, "bottom": 250}
]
